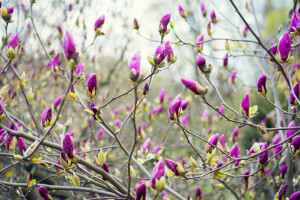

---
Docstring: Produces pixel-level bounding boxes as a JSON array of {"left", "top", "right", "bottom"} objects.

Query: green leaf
[{"left": 250, "top": 105, "right": 258, "bottom": 115}]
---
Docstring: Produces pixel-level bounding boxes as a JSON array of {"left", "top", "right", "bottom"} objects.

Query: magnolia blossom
[
  {"left": 240, "top": 94, "right": 250, "bottom": 117},
  {"left": 196, "top": 34, "right": 204, "bottom": 52},
  {"left": 277, "top": 32, "right": 291, "bottom": 62},
  {"left": 7, "top": 34, "right": 18, "bottom": 49},
  {"left": 41, "top": 107, "right": 52, "bottom": 127},
  {"left": 169, "top": 94, "right": 182, "bottom": 120},
  {"left": 279, "top": 164, "right": 288, "bottom": 179},
  {"left": 86, "top": 73, "right": 97, "bottom": 99},
  {"left": 290, "top": 136, "right": 300, "bottom": 154},
  {"left": 38, "top": 186, "right": 51, "bottom": 200},
  {"left": 195, "top": 186, "right": 202, "bottom": 199},
  {"left": 63, "top": 133, "right": 75, "bottom": 159},
  {"left": 94, "top": 15, "right": 105, "bottom": 30},
  {"left": 289, "top": 10, "right": 300, "bottom": 32},
  {"left": 230, "top": 143, "right": 240, "bottom": 158},
  {"left": 200, "top": 2, "right": 206, "bottom": 17},
  {"left": 63, "top": 31, "right": 76, "bottom": 60},
  {"left": 206, "top": 133, "right": 219, "bottom": 153},
  {"left": 178, "top": 5, "right": 186, "bottom": 18},
  {"left": 142, "top": 138, "right": 151, "bottom": 154},
  {"left": 258, "top": 142, "right": 269, "bottom": 165},
  {"left": 159, "top": 88, "right": 166, "bottom": 103},
  {"left": 290, "top": 83, "right": 299, "bottom": 105},
  {"left": 257, "top": 73, "right": 267, "bottom": 95},
  {"left": 18, "top": 137, "right": 27, "bottom": 155},
  {"left": 136, "top": 183, "right": 146, "bottom": 200},
  {"left": 150, "top": 159, "right": 165, "bottom": 188},
  {"left": 159, "top": 14, "right": 171, "bottom": 34},
  {"left": 129, "top": 52, "right": 141, "bottom": 82}
]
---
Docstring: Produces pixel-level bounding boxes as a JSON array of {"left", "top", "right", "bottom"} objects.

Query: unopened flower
[
  {"left": 7, "top": 34, "right": 18, "bottom": 49},
  {"left": 18, "top": 137, "right": 27, "bottom": 155},
  {"left": 38, "top": 186, "right": 51, "bottom": 200},
  {"left": 290, "top": 135, "right": 300, "bottom": 154},
  {"left": 195, "top": 186, "right": 203, "bottom": 200},
  {"left": 41, "top": 106, "right": 52, "bottom": 128},
  {"left": 279, "top": 164, "right": 288, "bottom": 179},
  {"left": 181, "top": 100, "right": 189, "bottom": 110},
  {"left": 219, "top": 134, "right": 226, "bottom": 150},
  {"left": 248, "top": 142, "right": 264, "bottom": 156},
  {"left": 53, "top": 96, "right": 63, "bottom": 110},
  {"left": 290, "top": 83, "right": 300, "bottom": 106},
  {"left": 290, "top": 191, "right": 300, "bottom": 200},
  {"left": 196, "top": 34, "right": 204, "bottom": 52},
  {"left": 63, "top": 31, "right": 76, "bottom": 60},
  {"left": 133, "top": 18, "right": 139, "bottom": 30},
  {"left": 159, "top": 14, "right": 171, "bottom": 35},
  {"left": 200, "top": 2, "right": 206, "bottom": 17},
  {"left": 150, "top": 159, "right": 165, "bottom": 188},
  {"left": 129, "top": 52, "right": 142, "bottom": 83},
  {"left": 7, "top": 6, "right": 14, "bottom": 15},
  {"left": 159, "top": 88, "right": 166, "bottom": 103},
  {"left": 243, "top": 170, "right": 250, "bottom": 190},
  {"left": 178, "top": 5, "right": 187, "bottom": 18},
  {"left": 210, "top": 10, "right": 217, "bottom": 23},
  {"left": 240, "top": 93, "right": 250, "bottom": 118},
  {"left": 76, "top": 62, "right": 85, "bottom": 80},
  {"left": 231, "top": 129, "right": 239, "bottom": 142},
  {"left": 257, "top": 73, "right": 267, "bottom": 95},
  {"left": 196, "top": 54, "right": 210, "bottom": 75},
  {"left": 52, "top": 56, "right": 60, "bottom": 73},
  {"left": 154, "top": 42, "right": 171, "bottom": 66},
  {"left": 275, "top": 184, "right": 288, "bottom": 200},
  {"left": 136, "top": 183, "right": 146, "bottom": 200},
  {"left": 169, "top": 93, "right": 182, "bottom": 120},
  {"left": 0, "top": 129, "right": 7, "bottom": 143},
  {"left": 243, "top": 26, "right": 249, "bottom": 37},
  {"left": 94, "top": 15, "right": 105, "bottom": 31},
  {"left": 274, "top": 145, "right": 283, "bottom": 160},
  {"left": 63, "top": 133, "right": 75, "bottom": 159},
  {"left": 223, "top": 53, "right": 229, "bottom": 67},
  {"left": 142, "top": 83, "right": 149, "bottom": 95},
  {"left": 86, "top": 73, "right": 97, "bottom": 99},
  {"left": 181, "top": 78, "right": 208, "bottom": 97},
  {"left": 165, "top": 159, "right": 185, "bottom": 176},
  {"left": 230, "top": 143, "right": 239, "bottom": 158},
  {"left": 258, "top": 142, "right": 269, "bottom": 165},
  {"left": 286, "top": 120, "right": 295, "bottom": 139},
  {"left": 229, "top": 70, "right": 237, "bottom": 84},
  {"left": 289, "top": 11, "right": 300, "bottom": 33},
  {"left": 181, "top": 115, "right": 189, "bottom": 127},
  {"left": 102, "top": 163, "right": 110, "bottom": 181},
  {"left": 206, "top": 133, "right": 219, "bottom": 153},
  {"left": 218, "top": 105, "right": 225, "bottom": 119},
  {"left": 207, "top": 22, "right": 212, "bottom": 36},
  {"left": 142, "top": 138, "right": 151, "bottom": 154},
  {"left": 277, "top": 32, "right": 291, "bottom": 62}
]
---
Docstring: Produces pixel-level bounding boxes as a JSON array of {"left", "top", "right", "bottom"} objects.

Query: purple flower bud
[
  {"left": 257, "top": 73, "right": 267, "bottom": 94},
  {"left": 159, "top": 88, "right": 166, "bottom": 103},
  {"left": 20, "top": 3, "right": 25, "bottom": 11},
  {"left": 0, "top": 99, "right": 4, "bottom": 116},
  {"left": 136, "top": 183, "right": 146, "bottom": 200},
  {"left": 7, "top": 6, "right": 14, "bottom": 15},
  {"left": 210, "top": 10, "right": 217, "bottom": 23},
  {"left": 97, "top": 129, "right": 104, "bottom": 139},
  {"left": 165, "top": 159, "right": 179, "bottom": 176},
  {"left": 181, "top": 100, "right": 189, "bottom": 111},
  {"left": 5, "top": 135, "right": 14, "bottom": 150},
  {"left": 200, "top": 2, "right": 207, "bottom": 17},
  {"left": 86, "top": 73, "right": 97, "bottom": 98},
  {"left": 181, "top": 115, "right": 189, "bottom": 127},
  {"left": 219, "top": 134, "right": 226, "bottom": 150},
  {"left": 94, "top": 15, "right": 105, "bottom": 31},
  {"left": 53, "top": 96, "right": 63, "bottom": 110},
  {"left": 76, "top": 62, "right": 84, "bottom": 76},
  {"left": 258, "top": 142, "right": 269, "bottom": 165},
  {"left": 150, "top": 159, "right": 165, "bottom": 188},
  {"left": 290, "top": 191, "right": 300, "bottom": 200},
  {"left": 289, "top": 11, "right": 300, "bottom": 33},
  {"left": 240, "top": 93, "right": 250, "bottom": 117},
  {"left": 18, "top": 137, "right": 26, "bottom": 155},
  {"left": 243, "top": 170, "right": 250, "bottom": 190},
  {"left": 270, "top": 42, "right": 277, "bottom": 55},
  {"left": 152, "top": 145, "right": 161, "bottom": 154},
  {"left": 52, "top": 56, "right": 60, "bottom": 72},
  {"left": 143, "top": 83, "right": 149, "bottom": 95},
  {"left": 133, "top": 18, "right": 139, "bottom": 30},
  {"left": 63, "top": 133, "right": 75, "bottom": 159},
  {"left": 115, "top": 119, "right": 121, "bottom": 128},
  {"left": 102, "top": 163, "right": 110, "bottom": 181},
  {"left": 155, "top": 42, "right": 171, "bottom": 64},
  {"left": 178, "top": 5, "right": 186, "bottom": 18},
  {"left": 243, "top": 26, "right": 249, "bottom": 37},
  {"left": 196, "top": 34, "right": 204, "bottom": 52},
  {"left": 290, "top": 83, "right": 300, "bottom": 105},
  {"left": 142, "top": 138, "right": 151, "bottom": 154},
  {"left": 274, "top": 145, "right": 283, "bottom": 160},
  {"left": 230, "top": 70, "right": 237, "bottom": 84},
  {"left": 7, "top": 34, "right": 18, "bottom": 49},
  {"left": 129, "top": 52, "right": 141, "bottom": 81},
  {"left": 169, "top": 94, "right": 182, "bottom": 120},
  {"left": 196, "top": 54, "right": 206, "bottom": 74},
  {"left": 218, "top": 105, "right": 225, "bottom": 119},
  {"left": 277, "top": 32, "right": 291, "bottom": 62},
  {"left": 195, "top": 186, "right": 202, "bottom": 200},
  {"left": 63, "top": 31, "right": 76, "bottom": 60},
  {"left": 38, "top": 186, "right": 51, "bottom": 200},
  {"left": 279, "top": 164, "right": 288, "bottom": 179},
  {"left": 181, "top": 78, "right": 206, "bottom": 96},
  {"left": 276, "top": 184, "right": 289, "bottom": 200},
  {"left": 223, "top": 53, "right": 229, "bottom": 66},
  {"left": 159, "top": 14, "right": 171, "bottom": 34},
  {"left": 286, "top": 120, "right": 295, "bottom": 138},
  {"left": 0, "top": 129, "right": 7, "bottom": 143},
  {"left": 231, "top": 128, "right": 239, "bottom": 142},
  {"left": 230, "top": 143, "right": 240, "bottom": 158},
  {"left": 206, "top": 133, "right": 219, "bottom": 153},
  {"left": 41, "top": 107, "right": 52, "bottom": 127},
  {"left": 290, "top": 135, "right": 300, "bottom": 154}
]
